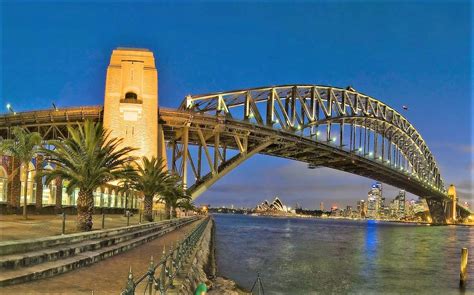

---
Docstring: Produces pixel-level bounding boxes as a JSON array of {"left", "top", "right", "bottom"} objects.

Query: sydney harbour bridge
[{"left": 0, "top": 48, "right": 470, "bottom": 224}]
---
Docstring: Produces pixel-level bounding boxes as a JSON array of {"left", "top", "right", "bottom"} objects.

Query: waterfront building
[
  {"left": 320, "top": 202, "right": 324, "bottom": 211},
  {"left": 357, "top": 200, "right": 367, "bottom": 218},
  {"left": 396, "top": 190, "right": 406, "bottom": 218},
  {"left": 330, "top": 207, "right": 342, "bottom": 217},
  {"left": 344, "top": 206, "right": 353, "bottom": 217},
  {"left": 255, "top": 197, "right": 288, "bottom": 213},
  {"left": 403, "top": 198, "right": 429, "bottom": 220},
  {"left": 389, "top": 190, "right": 406, "bottom": 219},
  {"left": 367, "top": 182, "right": 383, "bottom": 219}
]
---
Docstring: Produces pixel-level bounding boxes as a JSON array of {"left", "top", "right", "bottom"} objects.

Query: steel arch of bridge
[{"left": 171, "top": 85, "right": 445, "bottom": 197}]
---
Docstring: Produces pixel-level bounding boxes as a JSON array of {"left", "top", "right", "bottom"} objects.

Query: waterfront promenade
[
  {"left": 0, "top": 214, "right": 145, "bottom": 241},
  {"left": 0, "top": 219, "right": 200, "bottom": 294}
]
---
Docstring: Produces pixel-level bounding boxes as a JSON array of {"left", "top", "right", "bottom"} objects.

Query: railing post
[
  {"left": 102, "top": 213, "right": 105, "bottom": 229},
  {"left": 61, "top": 212, "right": 66, "bottom": 235},
  {"left": 160, "top": 246, "right": 167, "bottom": 294},
  {"left": 139, "top": 212, "right": 142, "bottom": 224},
  {"left": 127, "top": 211, "right": 130, "bottom": 226},
  {"left": 168, "top": 243, "right": 175, "bottom": 288},
  {"left": 119, "top": 217, "right": 209, "bottom": 294},
  {"left": 123, "top": 266, "right": 135, "bottom": 295},
  {"left": 148, "top": 256, "right": 154, "bottom": 295}
]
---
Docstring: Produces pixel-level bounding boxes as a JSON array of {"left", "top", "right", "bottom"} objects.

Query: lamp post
[{"left": 6, "top": 103, "right": 16, "bottom": 115}]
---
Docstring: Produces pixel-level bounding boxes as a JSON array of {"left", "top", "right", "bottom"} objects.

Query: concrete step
[
  {"left": 0, "top": 218, "right": 182, "bottom": 256},
  {"left": 0, "top": 216, "right": 200, "bottom": 286},
  {"left": 0, "top": 220, "right": 179, "bottom": 270}
]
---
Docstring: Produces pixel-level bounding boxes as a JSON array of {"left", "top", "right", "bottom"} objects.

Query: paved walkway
[
  {"left": 0, "top": 213, "right": 165, "bottom": 241},
  {"left": 1, "top": 219, "right": 200, "bottom": 294}
]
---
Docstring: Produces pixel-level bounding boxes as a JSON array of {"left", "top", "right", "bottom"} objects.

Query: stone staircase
[{"left": 0, "top": 216, "right": 200, "bottom": 286}]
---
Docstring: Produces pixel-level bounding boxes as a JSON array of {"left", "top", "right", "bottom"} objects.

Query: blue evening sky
[{"left": 1, "top": 1, "right": 472, "bottom": 208}]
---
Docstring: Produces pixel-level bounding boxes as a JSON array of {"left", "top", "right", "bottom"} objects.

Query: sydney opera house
[{"left": 255, "top": 197, "right": 288, "bottom": 213}]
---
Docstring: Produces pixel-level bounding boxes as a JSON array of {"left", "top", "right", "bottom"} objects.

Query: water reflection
[{"left": 364, "top": 220, "right": 379, "bottom": 257}]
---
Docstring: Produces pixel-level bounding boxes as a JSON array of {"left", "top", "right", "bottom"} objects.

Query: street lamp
[
  {"left": 52, "top": 102, "right": 58, "bottom": 111},
  {"left": 6, "top": 103, "right": 16, "bottom": 115}
]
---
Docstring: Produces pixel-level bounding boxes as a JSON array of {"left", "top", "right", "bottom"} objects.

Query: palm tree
[
  {"left": 117, "top": 164, "right": 136, "bottom": 215},
  {"left": 123, "top": 157, "right": 170, "bottom": 222},
  {"left": 176, "top": 198, "right": 195, "bottom": 217},
  {"left": 0, "top": 127, "right": 42, "bottom": 219},
  {"left": 160, "top": 175, "right": 192, "bottom": 219},
  {"left": 40, "top": 120, "right": 135, "bottom": 231}
]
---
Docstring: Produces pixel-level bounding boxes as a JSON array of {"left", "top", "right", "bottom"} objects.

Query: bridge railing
[
  {"left": 120, "top": 216, "right": 210, "bottom": 295},
  {"left": 0, "top": 105, "right": 103, "bottom": 126}
]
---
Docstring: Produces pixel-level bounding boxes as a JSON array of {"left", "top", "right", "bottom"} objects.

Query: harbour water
[{"left": 213, "top": 214, "right": 474, "bottom": 294}]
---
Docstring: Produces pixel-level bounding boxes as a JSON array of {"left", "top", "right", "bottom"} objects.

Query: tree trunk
[
  {"left": 169, "top": 205, "right": 174, "bottom": 220},
  {"left": 55, "top": 177, "right": 63, "bottom": 213},
  {"left": 143, "top": 195, "right": 153, "bottom": 222},
  {"left": 123, "top": 191, "right": 128, "bottom": 216},
  {"left": 9, "top": 157, "right": 21, "bottom": 211},
  {"left": 35, "top": 155, "right": 43, "bottom": 212},
  {"left": 77, "top": 189, "right": 94, "bottom": 231},
  {"left": 23, "top": 168, "right": 28, "bottom": 219},
  {"left": 165, "top": 203, "right": 171, "bottom": 219}
]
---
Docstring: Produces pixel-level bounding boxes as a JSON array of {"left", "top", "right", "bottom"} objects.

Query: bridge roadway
[{"left": 0, "top": 105, "right": 471, "bottom": 220}]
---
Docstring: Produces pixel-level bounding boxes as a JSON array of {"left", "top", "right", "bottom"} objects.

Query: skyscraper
[
  {"left": 357, "top": 200, "right": 367, "bottom": 218},
  {"left": 397, "top": 190, "right": 406, "bottom": 217},
  {"left": 367, "top": 182, "right": 383, "bottom": 219}
]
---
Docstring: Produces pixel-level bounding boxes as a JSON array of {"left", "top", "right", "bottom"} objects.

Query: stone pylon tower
[
  {"left": 103, "top": 48, "right": 160, "bottom": 161},
  {"left": 447, "top": 184, "right": 457, "bottom": 222}
]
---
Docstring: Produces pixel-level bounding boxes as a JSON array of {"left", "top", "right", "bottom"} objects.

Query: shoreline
[{"left": 213, "top": 212, "right": 473, "bottom": 226}]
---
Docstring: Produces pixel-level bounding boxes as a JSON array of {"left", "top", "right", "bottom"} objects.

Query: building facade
[
  {"left": 389, "top": 190, "right": 406, "bottom": 219},
  {"left": 367, "top": 182, "right": 383, "bottom": 219}
]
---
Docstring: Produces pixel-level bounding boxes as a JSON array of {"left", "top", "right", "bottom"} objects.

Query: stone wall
[{"left": 174, "top": 217, "right": 249, "bottom": 295}]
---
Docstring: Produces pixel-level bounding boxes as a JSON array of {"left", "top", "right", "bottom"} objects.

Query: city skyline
[
  {"left": 2, "top": 1, "right": 472, "bottom": 207},
  {"left": 203, "top": 175, "right": 418, "bottom": 211}
]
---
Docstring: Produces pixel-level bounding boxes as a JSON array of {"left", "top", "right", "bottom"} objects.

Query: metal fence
[{"left": 121, "top": 216, "right": 210, "bottom": 295}]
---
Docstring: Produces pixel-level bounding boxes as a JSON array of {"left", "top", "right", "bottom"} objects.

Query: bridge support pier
[{"left": 426, "top": 199, "right": 447, "bottom": 225}]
